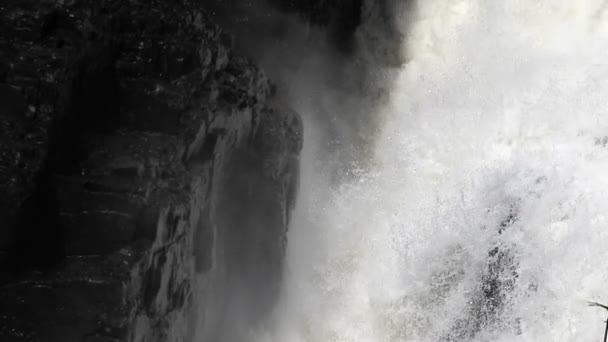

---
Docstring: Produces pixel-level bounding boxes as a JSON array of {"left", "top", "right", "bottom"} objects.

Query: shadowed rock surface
[
  {"left": 0, "top": 0, "right": 302, "bottom": 341},
  {"left": 207, "top": 0, "right": 366, "bottom": 55}
]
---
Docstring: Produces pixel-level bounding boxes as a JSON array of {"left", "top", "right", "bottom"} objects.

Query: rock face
[
  {"left": 0, "top": 1, "right": 302, "bottom": 341},
  {"left": 207, "top": 0, "right": 365, "bottom": 54}
]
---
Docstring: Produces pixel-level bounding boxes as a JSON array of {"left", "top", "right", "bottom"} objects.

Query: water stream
[{"left": 257, "top": 1, "right": 608, "bottom": 341}]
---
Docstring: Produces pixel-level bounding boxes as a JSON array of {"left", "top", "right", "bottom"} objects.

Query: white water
[{"left": 257, "top": 1, "right": 608, "bottom": 341}]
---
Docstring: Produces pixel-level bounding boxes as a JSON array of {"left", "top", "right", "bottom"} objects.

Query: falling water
[{"left": 256, "top": 1, "right": 608, "bottom": 341}]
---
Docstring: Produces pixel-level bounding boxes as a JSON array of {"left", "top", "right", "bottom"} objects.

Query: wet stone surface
[{"left": 0, "top": 0, "right": 302, "bottom": 341}]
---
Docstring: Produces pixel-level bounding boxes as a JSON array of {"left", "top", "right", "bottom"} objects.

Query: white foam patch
[{"left": 255, "top": 1, "right": 608, "bottom": 341}]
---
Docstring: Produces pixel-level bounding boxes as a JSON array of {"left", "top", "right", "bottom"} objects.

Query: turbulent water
[{"left": 256, "top": 1, "right": 608, "bottom": 341}]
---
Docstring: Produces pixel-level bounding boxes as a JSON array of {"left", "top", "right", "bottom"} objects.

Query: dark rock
[
  {"left": 0, "top": 1, "right": 302, "bottom": 341},
  {"left": 10, "top": 168, "right": 64, "bottom": 272},
  {"left": 0, "top": 84, "right": 25, "bottom": 118},
  {"left": 207, "top": 0, "right": 365, "bottom": 54},
  {"left": 61, "top": 211, "right": 136, "bottom": 256}
]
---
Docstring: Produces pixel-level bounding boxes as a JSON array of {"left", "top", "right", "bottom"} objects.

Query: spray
[{"left": 258, "top": 0, "right": 608, "bottom": 341}]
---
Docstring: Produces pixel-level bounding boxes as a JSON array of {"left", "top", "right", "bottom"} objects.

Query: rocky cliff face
[{"left": 0, "top": 1, "right": 301, "bottom": 341}]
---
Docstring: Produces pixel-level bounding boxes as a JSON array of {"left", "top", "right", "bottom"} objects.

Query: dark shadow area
[
  {"left": 206, "top": 0, "right": 365, "bottom": 56},
  {"left": 5, "top": 41, "right": 121, "bottom": 274},
  {"left": 9, "top": 167, "right": 64, "bottom": 272}
]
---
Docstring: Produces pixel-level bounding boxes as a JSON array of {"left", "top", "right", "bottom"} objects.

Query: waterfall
[{"left": 256, "top": 1, "right": 608, "bottom": 341}]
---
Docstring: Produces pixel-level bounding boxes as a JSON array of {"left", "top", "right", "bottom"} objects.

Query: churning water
[{"left": 256, "top": 1, "right": 608, "bottom": 341}]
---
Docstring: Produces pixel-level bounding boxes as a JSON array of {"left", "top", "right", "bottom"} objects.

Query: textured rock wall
[
  {"left": 207, "top": 0, "right": 365, "bottom": 54},
  {"left": 0, "top": 1, "right": 301, "bottom": 341}
]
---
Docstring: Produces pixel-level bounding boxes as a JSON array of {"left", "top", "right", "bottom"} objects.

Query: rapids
[{"left": 256, "top": 1, "right": 608, "bottom": 341}]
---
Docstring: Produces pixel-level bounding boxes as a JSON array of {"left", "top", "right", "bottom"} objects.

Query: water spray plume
[{"left": 253, "top": 1, "right": 608, "bottom": 341}]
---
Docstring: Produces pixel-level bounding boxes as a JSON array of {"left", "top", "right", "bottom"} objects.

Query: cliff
[{"left": 0, "top": 0, "right": 302, "bottom": 341}]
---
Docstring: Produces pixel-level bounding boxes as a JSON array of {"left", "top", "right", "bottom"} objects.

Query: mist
[
  {"left": 246, "top": 0, "right": 608, "bottom": 341},
  {"left": 198, "top": 1, "right": 407, "bottom": 340},
  {"left": 212, "top": 0, "right": 405, "bottom": 170},
  {"left": 198, "top": 0, "right": 608, "bottom": 341}
]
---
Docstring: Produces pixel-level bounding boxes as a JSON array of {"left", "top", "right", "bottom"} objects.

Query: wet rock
[
  {"left": 0, "top": 1, "right": 302, "bottom": 341},
  {"left": 0, "top": 84, "right": 25, "bottom": 118}
]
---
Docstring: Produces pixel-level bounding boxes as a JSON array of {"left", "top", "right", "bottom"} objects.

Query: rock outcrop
[
  {"left": 207, "top": 0, "right": 365, "bottom": 54},
  {"left": 0, "top": 1, "right": 302, "bottom": 341}
]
